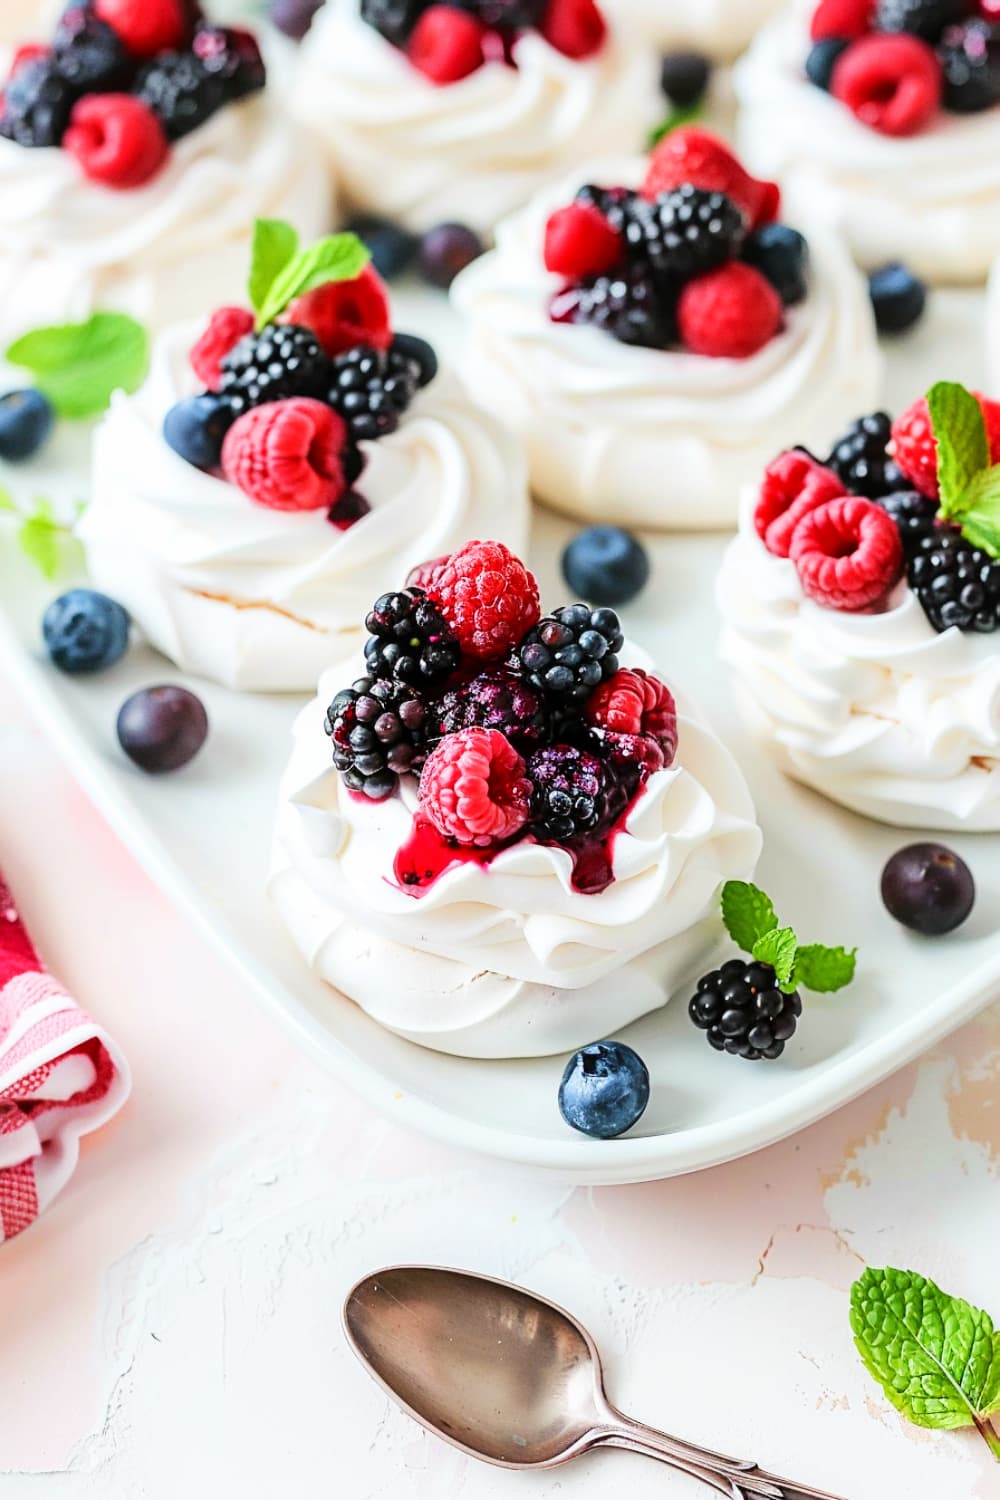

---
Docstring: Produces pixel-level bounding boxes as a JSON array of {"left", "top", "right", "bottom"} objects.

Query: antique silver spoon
[{"left": 344, "top": 1266, "right": 847, "bottom": 1499}]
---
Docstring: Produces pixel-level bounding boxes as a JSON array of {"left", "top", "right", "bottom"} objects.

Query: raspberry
[
  {"left": 832, "top": 34, "right": 942, "bottom": 134},
  {"left": 543, "top": 202, "right": 624, "bottom": 279},
  {"left": 754, "top": 450, "right": 847, "bottom": 557},
  {"left": 190, "top": 306, "right": 255, "bottom": 391},
  {"left": 810, "top": 0, "right": 874, "bottom": 40},
  {"left": 790, "top": 495, "right": 904, "bottom": 610},
  {"left": 94, "top": 0, "right": 191, "bottom": 58},
  {"left": 641, "top": 127, "right": 780, "bottom": 230},
  {"left": 63, "top": 94, "right": 170, "bottom": 189},
  {"left": 407, "top": 6, "right": 487, "bottom": 83},
  {"left": 406, "top": 555, "right": 450, "bottom": 591},
  {"left": 419, "top": 728, "right": 531, "bottom": 847},
  {"left": 586, "top": 667, "right": 678, "bottom": 767},
  {"left": 890, "top": 392, "right": 1000, "bottom": 499},
  {"left": 221, "top": 398, "right": 348, "bottom": 512},
  {"left": 425, "top": 540, "right": 541, "bottom": 661},
  {"left": 677, "top": 261, "right": 783, "bottom": 358},
  {"left": 282, "top": 266, "right": 392, "bottom": 358},
  {"left": 538, "top": 0, "right": 607, "bottom": 58}
]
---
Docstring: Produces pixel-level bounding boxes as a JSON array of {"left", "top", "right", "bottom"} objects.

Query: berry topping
[
  {"left": 53, "top": 8, "right": 131, "bottom": 91},
  {"left": 419, "top": 727, "right": 532, "bottom": 846},
  {"left": 515, "top": 603, "right": 624, "bottom": 706},
  {"left": 364, "top": 588, "right": 461, "bottom": 686},
  {"left": 219, "top": 324, "right": 332, "bottom": 416},
  {"left": 741, "top": 223, "right": 809, "bottom": 306},
  {"left": 826, "top": 411, "right": 907, "bottom": 497},
  {"left": 625, "top": 185, "right": 747, "bottom": 280},
  {"left": 0, "top": 389, "right": 55, "bottom": 463},
  {"left": 538, "top": 0, "right": 607, "bottom": 58},
  {"left": 558, "top": 1041, "right": 650, "bottom": 1139},
  {"left": 527, "top": 741, "right": 623, "bottom": 841},
  {"left": 754, "top": 450, "right": 848, "bottom": 557},
  {"left": 790, "top": 494, "right": 905, "bottom": 610},
  {"left": 328, "top": 343, "right": 421, "bottom": 443},
  {"left": 689, "top": 958, "right": 802, "bottom": 1060},
  {"left": 221, "top": 398, "right": 348, "bottom": 512},
  {"left": 867, "top": 261, "right": 927, "bottom": 332},
  {"left": 407, "top": 6, "right": 487, "bottom": 83},
  {"left": 881, "top": 842, "right": 975, "bottom": 934},
  {"left": 677, "top": 261, "right": 783, "bottom": 359},
  {"left": 94, "top": 0, "right": 191, "bottom": 58},
  {"left": 586, "top": 667, "right": 678, "bottom": 767},
  {"left": 269, "top": 0, "right": 326, "bottom": 40},
  {"left": 62, "top": 93, "right": 170, "bottom": 189},
  {"left": 874, "top": 488, "right": 941, "bottom": 554},
  {"left": 543, "top": 202, "right": 625, "bottom": 280},
  {"left": 561, "top": 524, "right": 650, "bottom": 606},
  {"left": 659, "top": 50, "right": 712, "bottom": 108},
  {"left": 433, "top": 668, "right": 550, "bottom": 750},
  {"left": 418, "top": 222, "right": 485, "bottom": 288},
  {"left": 889, "top": 393, "right": 1000, "bottom": 497},
  {"left": 325, "top": 676, "right": 429, "bottom": 800},
  {"left": 938, "top": 19, "right": 1000, "bottom": 112},
  {"left": 425, "top": 539, "right": 541, "bottom": 661},
  {"left": 390, "top": 331, "right": 438, "bottom": 386},
  {"left": 831, "top": 33, "right": 942, "bottom": 135},
  {"left": 810, "top": 0, "right": 874, "bottom": 39},
  {"left": 191, "top": 24, "right": 266, "bottom": 98},
  {"left": 190, "top": 306, "right": 255, "bottom": 390},
  {"left": 362, "top": 0, "right": 427, "bottom": 47},
  {"left": 163, "top": 392, "right": 234, "bottom": 470},
  {"left": 0, "top": 57, "right": 75, "bottom": 148},
  {"left": 117, "top": 685, "right": 208, "bottom": 773},
  {"left": 875, "top": 0, "right": 967, "bottom": 39},
  {"left": 283, "top": 266, "right": 393, "bottom": 357},
  {"left": 806, "top": 36, "right": 852, "bottom": 88},
  {"left": 641, "top": 127, "right": 780, "bottom": 230},
  {"left": 558, "top": 266, "right": 674, "bottom": 349},
  {"left": 43, "top": 588, "right": 130, "bottom": 675},
  {"left": 134, "top": 49, "right": 227, "bottom": 140},
  {"left": 908, "top": 530, "right": 1000, "bottom": 632}
]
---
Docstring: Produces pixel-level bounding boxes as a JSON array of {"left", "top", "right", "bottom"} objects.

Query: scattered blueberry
[
  {"left": 346, "top": 213, "right": 419, "bottom": 281},
  {"left": 391, "top": 331, "right": 438, "bottom": 387},
  {"left": 0, "top": 389, "right": 55, "bottom": 463},
  {"left": 42, "top": 588, "right": 130, "bottom": 675},
  {"left": 742, "top": 224, "right": 809, "bottom": 306},
  {"left": 868, "top": 262, "right": 927, "bottom": 334},
  {"left": 117, "top": 685, "right": 209, "bottom": 773},
  {"left": 268, "top": 0, "right": 325, "bottom": 38},
  {"left": 881, "top": 842, "right": 975, "bottom": 935},
  {"left": 163, "top": 393, "right": 234, "bottom": 470},
  {"left": 419, "top": 222, "right": 485, "bottom": 289},
  {"left": 559, "top": 1040, "right": 650, "bottom": 1139},
  {"left": 659, "top": 49, "right": 712, "bottom": 107},
  {"left": 561, "top": 525, "right": 650, "bottom": 607},
  {"left": 805, "top": 36, "right": 850, "bottom": 91}
]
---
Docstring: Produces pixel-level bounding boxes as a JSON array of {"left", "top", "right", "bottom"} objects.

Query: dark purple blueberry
[
  {"left": 117, "top": 686, "right": 209, "bottom": 773},
  {"left": 419, "top": 223, "right": 485, "bottom": 289},
  {"left": 881, "top": 843, "right": 975, "bottom": 934},
  {"left": 268, "top": 0, "right": 326, "bottom": 39}
]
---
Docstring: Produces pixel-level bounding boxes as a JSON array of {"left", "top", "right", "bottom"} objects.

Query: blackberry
[
  {"left": 688, "top": 959, "right": 802, "bottom": 1061},
  {"left": 327, "top": 344, "right": 419, "bottom": 444},
  {"left": 432, "top": 669, "right": 550, "bottom": 752},
  {"left": 325, "top": 676, "right": 429, "bottom": 800},
  {"left": 937, "top": 20, "right": 1000, "bottom": 113},
  {"left": 135, "top": 52, "right": 226, "bottom": 140},
  {"left": 908, "top": 531, "right": 1000, "bottom": 633},
  {"left": 360, "top": 0, "right": 427, "bottom": 46},
  {"left": 364, "top": 588, "right": 461, "bottom": 687},
  {"left": 874, "top": 0, "right": 967, "bottom": 41},
  {"left": 742, "top": 223, "right": 809, "bottom": 306},
  {"left": 875, "top": 490, "right": 941, "bottom": 556},
  {"left": 219, "top": 324, "right": 332, "bottom": 416},
  {"left": 514, "top": 604, "right": 623, "bottom": 707},
  {"left": 53, "top": 8, "right": 133, "bottom": 92},
  {"left": 192, "top": 24, "right": 267, "bottom": 100},
  {"left": 391, "top": 331, "right": 438, "bottom": 388},
  {"left": 0, "top": 58, "right": 76, "bottom": 148},
  {"left": 574, "top": 183, "right": 637, "bottom": 236},
  {"left": 825, "top": 412, "right": 906, "bottom": 499},
  {"left": 570, "top": 267, "right": 674, "bottom": 350},
  {"left": 527, "top": 742, "right": 624, "bottom": 843},
  {"left": 624, "top": 185, "right": 746, "bottom": 280}
]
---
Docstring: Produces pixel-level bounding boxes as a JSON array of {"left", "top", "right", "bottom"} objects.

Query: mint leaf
[
  {"left": 851, "top": 1268, "right": 1000, "bottom": 1460},
  {"left": 0, "top": 486, "right": 16, "bottom": 514},
  {"left": 721, "top": 880, "right": 779, "bottom": 953},
  {"left": 248, "top": 218, "right": 299, "bottom": 317},
  {"left": 793, "top": 944, "right": 856, "bottom": 993},
  {"left": 949, "top": 462, "right": 1000, "bottom": 560},
  {"left": 6, "top": 313, "right": 148, "bottom": 420},
  {"left": 648, "top": 102, "right": 703, "bottom": 149},
  {"left": 255, "top": 233, "right": 370, "bottom": 330},
  {"left": 926, "top": 381, "right": 990, "bottom": 520},
  {"left": 10, "top": 497, "right": 82, "bottom": 581},
  {"left": 751, "top": 926, "right": 798, "bottom": 989}
]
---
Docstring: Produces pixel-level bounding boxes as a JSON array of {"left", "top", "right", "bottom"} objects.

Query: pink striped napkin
[{"left": 0, "top": 875, "right": 130, "bottom": 1243}]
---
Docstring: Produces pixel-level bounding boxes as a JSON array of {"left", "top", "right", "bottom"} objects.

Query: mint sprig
[
  {"left": 924, "top": 380, "right": 1000, "bottom": 559},
  {"left": 648, "top": 101, "right": 704, "bottom": 149},
  {"left": 248, "top": 219, "right": 370, "bottom": 331},
  {"left": 0, "top": 491, "right": 83, "bottom": 581},
  {"left": 5, "top": 312, "right": 148, "bottom": 420},
  {"left": 720, "top": 880, "right": 857, "bottom": 995},
  {"left": 851, "top": 1268, "right": 1000, "bottom": 1462}
]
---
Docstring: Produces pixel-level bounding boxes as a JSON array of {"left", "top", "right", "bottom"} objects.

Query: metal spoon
[{"left": 344, "top": 1266, "right": 846, "bottom": 1500}]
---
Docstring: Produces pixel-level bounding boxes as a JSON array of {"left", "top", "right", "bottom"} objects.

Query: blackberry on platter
[
  {"left": 908, "top": 531, "right": 1000, "bottom": 633},
  {"left": 624, "top": 185, "right": 746, "bottom": 280},
  {"left": 688, "top": 958, "right": 802, "bottom": 1060},
  {"left": 825, "top": 412, "right": 906, "bottom": 498},
  {"left": 527, "top": 741, "right": 624, "bottom": 842},
  {"left": 514, "top": 603, "right": 624, "bottom": 707},
  {"left": 219, "top": 324, "right": 332, "bottom": 416},
  {"left": 327, "top": 344, "right": 419, "bottom": 444},
  {"left": 325, "top": 676, "right": 429, "bottom": 799},
  {"left": 364, "top": 588, "right": 461, "bottom": 687}
]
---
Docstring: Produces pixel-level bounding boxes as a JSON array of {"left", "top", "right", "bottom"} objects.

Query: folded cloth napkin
[{"left": 0, "top": 874, "right": 130, "bottom": 1243}]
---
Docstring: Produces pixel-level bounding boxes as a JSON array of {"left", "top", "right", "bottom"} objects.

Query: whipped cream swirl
[
  {"left": 292, "top": 0, "right": 659, "bottom": 234},
  {"left": 0, "top": 96, "right": 333, "bottom": 347},
  {"left": 269, "top": 647, "right": 762, "bottom": 1057},
  {"left": 604, "top": 0, "right": 782, "bottom": 59},
  {"left": 718, "top": 492, "right": 1000, "bottom": 830},
  {"left": 80, "top": 321, "right": 530, "bottom": 693},
  {"left": 452, "top": 158, "right": 882, "bottom": 529},
  {"left": 735, "top": 11, "right": 1000, "bottom": 285}
]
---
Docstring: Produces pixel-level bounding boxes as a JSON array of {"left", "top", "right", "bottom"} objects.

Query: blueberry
[
  {"left": 805, "top": 36, "right": 850, "bottom": 90},
  {"left": 881, "top": 842, "right": 975, "bottom": 935},
  {"left": 346, "top": 213, "right": 419, "bottom": 281},
  {"left": 117, "top": 685, "right": 209, "bottom": 773},
  {"left": 391, "top": 331, "right": 438, "bottom": 387},
  {"left": 561, "top": 525, "right": 650, "bottom": 607},
  {"left": 659, "top": 49, "right": 712, "bottom": 107},
  {"left": 558, "top": 1040, "right": 650, "bottom": 1139},
  {"left": 419, "top": 223, "right": 485, "bottom": 290},
  {"left": 742, "top": 224, "right": 810, "bottom": 306},
  {"left": 0, "top": 389, "right": 55, "bottom": 463},
  {"left": 42, "top": 589, "right": 130, "bottom": 675},
  {"left": 268, "top": 0, "right": 325, "bottom": 38},
  {"left": 868, "top": 262, "right": 927, "bottom": 334},
  {"left": 163, "top": 393, "right": 234, "bottom": 470}
]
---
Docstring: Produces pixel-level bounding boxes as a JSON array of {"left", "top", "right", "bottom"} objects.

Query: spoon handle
[{"left": 601, "top": 1417, "right": 847, "bottom": 1500}]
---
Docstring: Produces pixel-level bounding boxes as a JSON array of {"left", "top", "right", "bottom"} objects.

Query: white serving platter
[{"left": 1, "top": 288, "right": 997, "bottom": 1184}]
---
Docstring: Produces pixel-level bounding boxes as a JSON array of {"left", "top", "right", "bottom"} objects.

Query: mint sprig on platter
[
  {"left": 0, "top": 488, "right": 83, "bottom": 581},
  {"left": 248, "top": 218, "right": 370, "bottom": 331},
  {"left": 5, "top": 312, "right": 149, "bottom": 420},
  {"left": 720, "top": 879, "right": 856, "bottom": 993},
  {"left": 926, "top": 380, "right": 1000, "bottom": 559}
]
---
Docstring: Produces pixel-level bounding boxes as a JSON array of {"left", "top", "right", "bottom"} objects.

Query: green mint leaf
[
  {"left": 255, "top": 232, "right": 370, "bottom": 330},
  {"left": 6, "top": 313, "right": 149, "bottom": 420},
  {"left": 18, "top": 512, "right": 61, "bottom": 580},
  {"left": 926, "top": 381, "right": 990, "bottom": 520},
  {"left": 248, "top": 218, "right": 299, "bottom": 317},
  {"left": 851, "top": 1268, "right": 1000, "bottom": 1452},
  {"left": 950, "top": 463, "right": 1000, "bottom": 560},
  {"left": 793, "top": 944, "right": 856, "bottom": 993},
  {"left": 720, "top": 880, "right": 779, "bottom": 953},
  {"left": 750, "top": 926, "right": 798, "bottom": 989},
  {"left": 0, "top": 486, "right": 17, "bottom": 514},
  {"left": 648, "top": 102, "right": 704, "bottom": 149}
]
